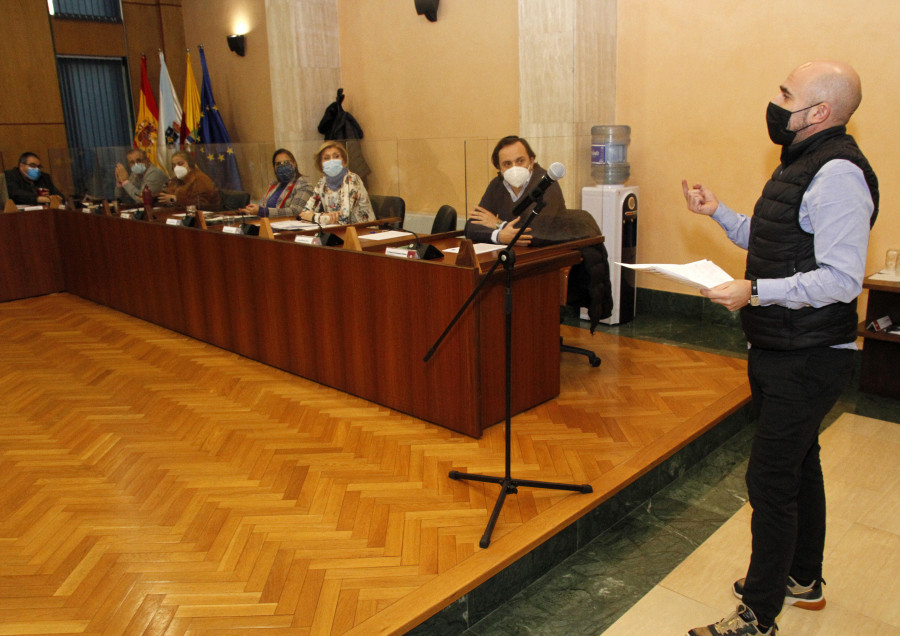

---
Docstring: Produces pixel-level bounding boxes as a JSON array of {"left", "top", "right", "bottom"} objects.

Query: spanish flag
[
  {"left": 133, "top": 54, "right": 160, "bottom": 167},
  {"left": 182, "top": 49, "right": 201, "bottom": 147}
]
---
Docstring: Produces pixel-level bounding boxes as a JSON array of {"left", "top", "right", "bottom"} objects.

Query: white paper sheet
[
  {"left": 617, "top": 259, "right": 734, "bottom": 290},
  {"left": 443, "top": 243, "right": 506, "bottom": 254},
  {"left": 358, "top": 230, "right": 414, "bottom": 241}
]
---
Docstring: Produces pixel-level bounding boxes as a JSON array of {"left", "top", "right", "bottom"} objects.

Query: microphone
[
  {"left": 314, "top": 214, "right": 343, "bottom": 246},
  {"left": 239, "top": 209, "right": 259, "bottom": 235},
  {"left": 532, "top": 162, "right": 566, "bottom": 199},
  {"left": 508, "top": 162, "right": 565, "bottom": 221},
  {"left": 389, "top": 228, "right": 443, "bottom": 260}
]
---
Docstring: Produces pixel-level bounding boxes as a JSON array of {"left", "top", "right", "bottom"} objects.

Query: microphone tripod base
[{"left": 448, "top": 470, "right": 592, "bottom": 548}]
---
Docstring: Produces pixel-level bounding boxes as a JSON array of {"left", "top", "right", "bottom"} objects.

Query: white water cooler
[{"left": 581, "top": 184, "right": 638, "bottom": 324}]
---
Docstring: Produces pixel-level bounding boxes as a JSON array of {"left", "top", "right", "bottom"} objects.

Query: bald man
[{"left": 684, "top": 60, "right": 878, "bottom": 636}]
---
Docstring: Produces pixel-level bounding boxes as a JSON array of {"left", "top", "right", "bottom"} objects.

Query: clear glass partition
[{"left": 43, "top": 134, "right": 600, "bottom": 224}]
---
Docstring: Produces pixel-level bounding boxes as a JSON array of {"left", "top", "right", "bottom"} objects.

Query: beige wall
[
  {"left": 181, "top": 0, "right": 274, "bottom": 145},
  {"left": 338, "top": 0, "right": 520, "bottom": 212},
  {"left": 617, "top": 0, "right": 900, "bottom": 293}
]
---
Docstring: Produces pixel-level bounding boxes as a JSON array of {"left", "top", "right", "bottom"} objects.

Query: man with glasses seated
[
  {"left": 114, "top": 149, "right": 168, "bottom": 205},
  {"left": 4, "top": 152, "right": 65, "bottom": 206}
]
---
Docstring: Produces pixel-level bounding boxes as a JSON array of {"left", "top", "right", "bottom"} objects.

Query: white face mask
[
  {"left": 173, "top": 165, "right": 189, "bottom": 179},
  {"left": 503, "top": 165, "right": 531, "bottom": 189}
]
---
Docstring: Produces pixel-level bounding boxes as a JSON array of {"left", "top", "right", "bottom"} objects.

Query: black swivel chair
[
  {"left": 551, "top": 209, "right": 606, "bottom": 367},
  {"left": 560, "top": 266, "right": 602, "bottom": 367},
  {"left": 219, "top": 190, "right": 250, "bottom": 211},
  {"left": 369, "top": 194, "right": 405, "bottom": 229},
  {"left": 430, "top": 205, "right": 457, "bottom": 233}
]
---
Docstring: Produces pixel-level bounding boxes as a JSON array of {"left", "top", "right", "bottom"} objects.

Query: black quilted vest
[{"left": 740, "top": 126, "right": 879, "bottom": 350}]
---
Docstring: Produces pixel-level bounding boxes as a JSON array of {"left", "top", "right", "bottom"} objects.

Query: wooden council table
[{"left": 2, "top": 208, "right": 595, "bottom": 437}]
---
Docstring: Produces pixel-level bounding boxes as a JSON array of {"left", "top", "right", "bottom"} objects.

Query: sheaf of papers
[
  {"left": 617, "top": 259, "right": 734, "bottom": 290},
  {"left": 358, "top": 230, "right": 413, "bottom": 241},
  {"left": 270, "top": 220, "right": 330, "bottom": 231},
  {"left": 444, "top": 243, "right": 506, "bottom": 254},
  {"left": 869, "top": 268, "right": 900, "bottom": 282}
]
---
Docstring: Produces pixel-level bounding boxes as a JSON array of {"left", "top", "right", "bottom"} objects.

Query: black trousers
[{"left": 742, "top": 346, "right": 853, "bottom": 626}]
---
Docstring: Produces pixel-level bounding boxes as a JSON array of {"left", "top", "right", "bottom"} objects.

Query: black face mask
[{"left": 766, "top": 101, "right": 820, "bottom": 146}]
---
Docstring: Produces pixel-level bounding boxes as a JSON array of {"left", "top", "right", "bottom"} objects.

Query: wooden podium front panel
[
  {"left": 0, "top": 210, "right": 64, "bottom": 302},
  {"left": 475, "top": 266, "right": 565, "bottom": 430},
  {"left": 55, "top": 211, "right": 487, "bottom": 436}
]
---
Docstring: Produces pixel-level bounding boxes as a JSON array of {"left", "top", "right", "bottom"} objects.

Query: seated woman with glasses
[
  {"left": 242, "top": 149, "right": 312, "bottom": 218},
  {"left": 4, "top": 152, "right": 65, "bottom": 206},
  {"left": 297, "top": 141, "right": 373, "bottom": 225},
  {"left": 156, "top": 150, "right": 220, "bottom": 210}
]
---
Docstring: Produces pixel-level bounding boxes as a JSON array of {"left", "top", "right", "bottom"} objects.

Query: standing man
[
  {"left": 465, "top": 135, "right": 567, "bottom": 246},
  {"left": 684, "top": 60, "right": 878, "bottom": 636},
  {"left": 4, "top": 152, "right": 64, "bottom": 205},
  {"left": 114, "top": 149, "right": 167, "bottom": 204}
]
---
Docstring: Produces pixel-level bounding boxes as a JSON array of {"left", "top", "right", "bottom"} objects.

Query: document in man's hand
[{"left": 617, "top": 259, "right": 734, "bottom": 290}]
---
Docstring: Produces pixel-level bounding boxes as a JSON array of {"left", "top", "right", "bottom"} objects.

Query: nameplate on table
[
  {"left": 222, "top": 225, "right": 242, "bottom": 234},
  {"left": 165, "top": 218, "right": 181, "bottom": 226},
  {"left": 294, "top": 235, "right": 321, "bottom": 245},
  {"left": 384, "top": 246, "right": 419, "bottom": 259},
  {"left": 120, "top": 212, "right": 133, "bottom": 219}
]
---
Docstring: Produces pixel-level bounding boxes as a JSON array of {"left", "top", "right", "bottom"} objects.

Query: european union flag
[{"left": 197, "top": 45, "right": 242, "bottom": 191}]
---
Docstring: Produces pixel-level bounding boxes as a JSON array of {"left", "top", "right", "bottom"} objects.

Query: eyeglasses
[{"left": 23, "top": 162, "right": 42, "bottom": 169}]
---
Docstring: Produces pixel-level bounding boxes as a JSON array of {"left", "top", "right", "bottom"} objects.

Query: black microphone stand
[{"left": 424, "top": 189, "right": 592, "bottom": 549}]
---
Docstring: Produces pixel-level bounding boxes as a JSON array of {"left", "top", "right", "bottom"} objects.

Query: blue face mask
[
  {"left": 322, "top": 158, "right": 344, "bottom": 177},
  {"left": 26, "top": 167, "right": 41, "bottom": 180},
  {"left": 274, "top": 163, "right": 295, "bottom": 183},
  {"left": 131, "top": 162, "right": 147, "bottom": 175}
]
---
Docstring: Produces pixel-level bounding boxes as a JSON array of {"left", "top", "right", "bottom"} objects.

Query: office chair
[
  {"left": 369, "top": 194, "right": 405, "bottom": 229},
  {"left": 430, "top": 205, "right": 457, "bottom": 233},
  {"left": 554, "top": 209, "right": 606, "bottom": 367},
  {"left": 219, "top": 190, "right": 250, "bottom": 211},
  {"left": 560, "top": 265, "right": 602, "bottom": 366}
]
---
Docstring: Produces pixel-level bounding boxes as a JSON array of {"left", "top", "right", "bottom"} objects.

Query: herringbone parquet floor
[{"left": 0, "top": 293, "right": 749, "bottom": 635}]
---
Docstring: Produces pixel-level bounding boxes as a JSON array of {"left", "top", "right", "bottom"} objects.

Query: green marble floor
[{"left": 457, "top": 302, "right": 900, "bottom": 636}]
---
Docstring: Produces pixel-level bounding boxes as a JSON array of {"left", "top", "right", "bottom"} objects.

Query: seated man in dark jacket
[
  {"left": 465, "top": 135, "right": 566, "bottom": 245},
  {"left": 4, "top": 152, "right": 64, "bottom": 206}
]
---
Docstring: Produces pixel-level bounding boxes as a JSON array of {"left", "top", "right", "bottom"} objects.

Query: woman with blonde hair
[{"left": 298, "top": 141, "right": 373, "bottom": 225}]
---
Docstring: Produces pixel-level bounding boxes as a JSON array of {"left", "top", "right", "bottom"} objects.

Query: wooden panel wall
[
  {"left": 0, "top": 1, "right": 185, "bottom": 179},
  {"left": 0, "top": 0, "right": 68, "bottom": 172}
]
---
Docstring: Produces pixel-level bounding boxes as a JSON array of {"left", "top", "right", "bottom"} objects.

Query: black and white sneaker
[
  {"left": 733, "top": 575, "right": 826, "bottom": 611},
  {"left": 688, "top": 604, "right": 777, "bottom": 635}
]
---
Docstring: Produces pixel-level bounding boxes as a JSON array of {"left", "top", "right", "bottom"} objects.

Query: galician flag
[
  {"left": 157, "top": 50, "right": 183, "bottom": 168},
  {"left": 133, "top": 54, "right": 160, "bottom": 167}
]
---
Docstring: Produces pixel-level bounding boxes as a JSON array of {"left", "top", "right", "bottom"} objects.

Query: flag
[
  {"left": 133, "top": 54, "right": 160, "bottom": 167},
  {"left": 197, "top": 45, "right": 242, "bottom": 190},
  {"left": 157, "top": 50, "right": 183, "bottom": 168},
  {"left": 182, "top": 49, "right": 201, "bottom": 147}
]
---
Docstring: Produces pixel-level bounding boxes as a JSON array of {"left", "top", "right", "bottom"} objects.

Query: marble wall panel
[{"left": 266, "top": 0, "right": 341, "bottom": 142}]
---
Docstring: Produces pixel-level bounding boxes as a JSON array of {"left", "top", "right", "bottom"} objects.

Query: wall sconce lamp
[
  {"left": 414, "top": 0, "right": 439, "bottom": 22},
  {"left": 227, "top": 34, "right": 246, "bottom": 56}
]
